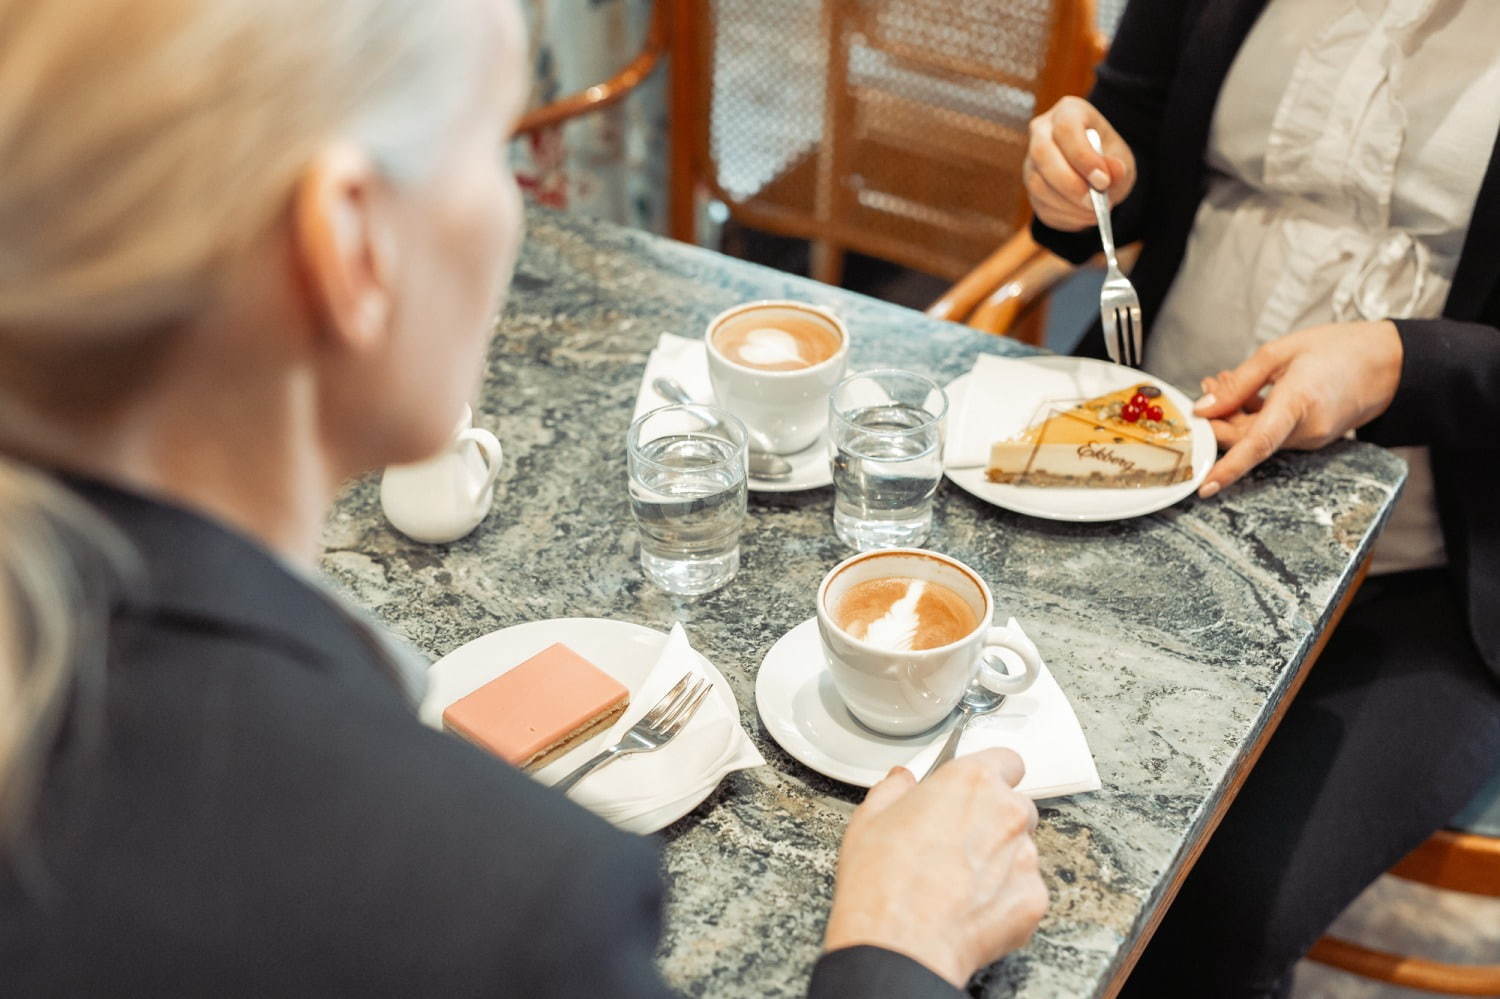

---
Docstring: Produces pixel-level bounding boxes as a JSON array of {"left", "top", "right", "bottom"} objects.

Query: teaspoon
[
  {"left": 651, "top": 376, "right": 794, "bottom": 481},
  {"left": 923, "top": 679, "right": 1008, "bottom": 779}
]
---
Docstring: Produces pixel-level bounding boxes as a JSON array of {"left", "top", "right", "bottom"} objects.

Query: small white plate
[
  {"left": 943, "top": 357, "right": 1214, "bottom": 522},
  {"left": 755, "top": 618, "right": 948, "bottom": 788},
  {"left": 750, "top": 430, "right": 832, "bottom": 493},
  {"left": 422, "top": 617, "right": 738, "bottom": 834}
]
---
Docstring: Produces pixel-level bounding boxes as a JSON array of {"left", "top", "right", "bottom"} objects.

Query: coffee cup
[
  {"left": 815, "top": 548, "right": 1042, "bottom": 736},
  {"left": 705, "top": 300, "right": 849, "bottom": 454}
]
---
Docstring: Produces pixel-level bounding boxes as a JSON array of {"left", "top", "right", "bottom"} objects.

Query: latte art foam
[
  {"left": 710, "top": 307, "right": 842, "bottom": 372},
  {"left": 835, "top": 575, "right": 978, "bottom": 651},
  {"left": 732, "top": 327, "right": 806, "bottom": 368}
]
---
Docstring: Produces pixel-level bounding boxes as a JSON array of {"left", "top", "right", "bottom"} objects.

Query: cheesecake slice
[{"left": 986, "top": 383, "right": 1193, "bottom": 487}]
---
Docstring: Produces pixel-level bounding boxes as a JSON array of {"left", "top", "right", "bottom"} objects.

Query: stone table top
[{"left": 319, "top": 206, "right": 1406, "bottom": 999}]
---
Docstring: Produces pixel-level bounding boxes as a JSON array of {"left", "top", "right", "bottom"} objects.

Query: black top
[
  {"left": 0, "top": 478, "right": 957, "bottom": 998},
  {"left": 1034, "top": 0, "right": 1500, "bottom": 678}
]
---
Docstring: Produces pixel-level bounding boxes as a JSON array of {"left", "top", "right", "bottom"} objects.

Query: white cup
[
  {"left": 816, "top": 548, "right": 1042, "bottom": 736},
  {"left": 380, "top": 405, "right": 503, "bottom": 544},
  {"left": 705, "top": 300, "right": 849, "bottom": 454}
]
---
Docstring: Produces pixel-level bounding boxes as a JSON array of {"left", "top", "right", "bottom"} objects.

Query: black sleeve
[
  {"left": 1031, "top": 0, "right": 1195, "bottom": 263},
  {"left": 1359, "top": 318, "right": 1500, "bottom": 449},
  {"left": 808, "top": 946, "right": 962, "bottom": 998}
]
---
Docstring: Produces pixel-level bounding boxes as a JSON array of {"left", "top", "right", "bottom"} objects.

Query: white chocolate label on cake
[
  {"left": 733, "top": 327, "right": 806, "bottom": 367},
  {"left": 858, "top": 580, "right": 925, "bottom": 652}
]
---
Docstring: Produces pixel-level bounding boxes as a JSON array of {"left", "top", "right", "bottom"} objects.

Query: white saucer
[
  {"left": 943, "top": 356, "right": 1214, "bottom": 522},
  {"left": 755, "top": 618, "right": 952, "bottom": 787},
  {"left": 422, "top": 617, "right": 738, "bottom": 833},
  {"left": 750, "top": 430, "right": 832, "bottom": 493}
]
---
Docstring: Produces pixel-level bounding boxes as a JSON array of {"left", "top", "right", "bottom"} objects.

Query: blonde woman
[
  {"left": 1025, "top": 0, "right": 1500, "bottom": 996},
  {"left": 0, "top": 0, "right": 1047, "bottom": 994}
]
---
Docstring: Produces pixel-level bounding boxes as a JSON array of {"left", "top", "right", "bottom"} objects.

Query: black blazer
[
  {"left": 1034, "top": 0, "right": 1500, "bottom": 679},
  {"left": 0, "top": 479, "right": 956, "bottom": 997}
]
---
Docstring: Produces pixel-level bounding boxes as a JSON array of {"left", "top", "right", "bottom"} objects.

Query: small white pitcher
[{"left": 379, "top": 405, "right": 503, "bottom": 544}]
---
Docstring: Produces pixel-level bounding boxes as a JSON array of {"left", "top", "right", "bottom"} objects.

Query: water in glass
[
  {"left": 629, "top": 434, "right": 746, "bottom": 595},
  {"left": 831, "top": 402, "right": 942, "bottom": 550}
]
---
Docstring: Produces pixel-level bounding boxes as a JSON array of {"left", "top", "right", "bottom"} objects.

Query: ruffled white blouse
[{"left": 1145, "top": 0, "right": 1500, "bottom": 574}]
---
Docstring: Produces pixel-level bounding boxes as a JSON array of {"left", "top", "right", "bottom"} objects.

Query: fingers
[
  {"left": 1047, "top": 98, "right": 1113, "bottom": 191},
  {"left": 961, "top": 746, "right": 1027, "bottom": 789},
  {"left": 1207, "top": 410, "right": 1258, "bottom": 448},
  {"left": 1023, "top": 152, "right": 1095, "bottom": 231},
  {"left": 1199, "top": 391, "right": 1300, "bottom": 497},
  {"left": 1195, "top": 343, "right": 1286, "bottom": 419},
  {"left": 856, "top": 765, "right": 916, "bottom": 819},
  {"left": 1025, "top": 97, "right": 1136, "bottom": 230}
]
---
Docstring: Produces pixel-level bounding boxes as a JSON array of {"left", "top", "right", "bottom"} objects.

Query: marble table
[{"left": 319, "top": 206, "right": 1406, "bottom": 998}]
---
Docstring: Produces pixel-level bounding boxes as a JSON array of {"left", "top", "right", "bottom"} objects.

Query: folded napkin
[
  {"left": 902, "top": 620, "right": 1101, "bottom": 800},
  {"left": 634, "top": 332, "right": 714, "bottom": 418},
  {"left": 533, "top": 623, "right": 765, "bottom": 834},
  {"left": 945, "top": 354, "right": 1082, "bottom": 469}
]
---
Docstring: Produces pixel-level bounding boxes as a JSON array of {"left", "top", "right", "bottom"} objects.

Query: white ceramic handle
[
  {"left": 457, "top": 427, "right": 503, "bottom": 501},
  {"left": 975, "top": 622, "right": 1042, "bottom": 696}
]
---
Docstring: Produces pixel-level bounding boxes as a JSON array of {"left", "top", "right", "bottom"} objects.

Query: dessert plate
[
  {"left": 943, "top": 356, "right": 1214, "bottom": 522},
  {"left": 750, "top": 429, "right": 832, "bottom": 493},
  {"left": 755, "top": 618, "right": 948, "bottom": 787},
  {"left": 422, "top": 617, "right": 737, "bottom": 834}
]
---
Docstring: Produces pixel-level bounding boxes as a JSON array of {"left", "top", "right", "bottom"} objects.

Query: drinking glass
[
  {"left": 627, "top": 404, "right": 749, "bottom": 595},
  {"left": 828, "top": 369, "right": 948, "bottom": 551}
]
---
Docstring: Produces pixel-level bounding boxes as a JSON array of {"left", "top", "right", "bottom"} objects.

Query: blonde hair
[
  {"left": 0, "top": 461, "right": 134, "bottom": 849},
  {"left": 0, "top": 0, "right": 493, "bottom": 838}
]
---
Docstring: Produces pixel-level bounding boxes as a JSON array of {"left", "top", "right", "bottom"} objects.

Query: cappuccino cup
[
  {"left": 705, "top": 300, "right": 849, "bottom": 454},
  {"left": 816, "top": 548, "right": 1042, "bottom": 736}
]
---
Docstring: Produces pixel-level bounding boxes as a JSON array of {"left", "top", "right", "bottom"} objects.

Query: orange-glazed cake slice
[
  {"left": 442, "top": 643, "right": 630, "bottom": 770},
  {"left": 987, "top": 382, "right": 1193, "bottom": 487}
]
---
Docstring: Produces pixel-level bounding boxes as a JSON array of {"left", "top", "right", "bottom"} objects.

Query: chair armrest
[
  {"left": 926, "top": 230, "right": 1044, "bottom": 324},
  {"left": 512, "top": 1, "right": 667, "bottom": 136},
  {"left": 967, "top": 249, "right": 1078, "bottom": 340}
]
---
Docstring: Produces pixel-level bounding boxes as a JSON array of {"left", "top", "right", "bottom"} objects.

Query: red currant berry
[
  {"left": 1130, "top": 392, "right": 1149, "bottom": 409},
  {"left": 1120, "top": 405, "right": 1142, "bottom": 423},
  {"left": 1146, "top": 405, "right": 1164, "bottom": 422}
]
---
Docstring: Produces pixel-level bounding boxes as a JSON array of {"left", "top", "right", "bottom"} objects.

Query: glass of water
[
  {"left": 829, "top": 369, "right": 948, "bottom": 551},
  {"left": 627, "top": 404, "right": 749, "bottom": 595}
]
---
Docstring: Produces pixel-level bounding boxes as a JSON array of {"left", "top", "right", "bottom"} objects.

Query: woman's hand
[
  {"left": 824, "top": 749, "right": 1048, "bottom": 987},
  {"left": 1194, "top": 320, "right": 1404, "bottom": 497},
  {"left": 1024, "top": 97, "right": 1136, "bottom": 232}
]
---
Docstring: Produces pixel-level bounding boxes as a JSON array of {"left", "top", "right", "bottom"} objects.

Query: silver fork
[
  {"left": 550, "top": 673, "right": 713, "bottom": 795},
  {"left": 1085, "top": 128, "right": 1143, "bottom": 369}
]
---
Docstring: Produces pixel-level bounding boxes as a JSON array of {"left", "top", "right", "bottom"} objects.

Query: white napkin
[
  {"left": 534, "top": 623, "right": 765, "bottom": 834},
  {"left": 902, "top": 620, "right": 1101, "bottom": 800},
  {"left": 634, "top": 332, "right": 714, "bottom": 417},
  {"left": 945, "top": 354, "right": 1081, "bottom": 469}
]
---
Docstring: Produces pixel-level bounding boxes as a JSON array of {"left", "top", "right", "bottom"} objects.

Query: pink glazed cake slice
[{"left": 442, "top": 643, "right": 630, "bottom": 770}]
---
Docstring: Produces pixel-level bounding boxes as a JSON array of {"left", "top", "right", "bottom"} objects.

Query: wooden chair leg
[{"left": 811, "top": 241, "right": 846, "bottom": 286}]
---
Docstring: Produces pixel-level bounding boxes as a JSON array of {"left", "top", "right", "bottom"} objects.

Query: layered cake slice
[
  {"left": 442, "top": 643, "right": 630, "bottom": 770},
  {"left": 986, "top": 383, "right": 1193, "bottom": 487}
]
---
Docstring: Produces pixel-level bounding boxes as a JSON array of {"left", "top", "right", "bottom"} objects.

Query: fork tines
[
  {"left": 1110, "top": 306, "right": 1143, "bottom": 369},
  {"left": 640, "top": 673, "right": 712, "bottom": 737}
]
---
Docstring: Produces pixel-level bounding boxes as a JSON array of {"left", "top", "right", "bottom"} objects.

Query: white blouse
[{"left": 1145, "top": 0, "right": 1500, "bottom": 574}]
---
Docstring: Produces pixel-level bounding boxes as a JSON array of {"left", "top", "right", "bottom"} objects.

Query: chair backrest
[{"left": 671, "top": 0, "right": 1102, "bottom": 281}]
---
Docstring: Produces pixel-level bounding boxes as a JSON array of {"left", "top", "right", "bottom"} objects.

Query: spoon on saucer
[
  {"left": 651, "top": 376, "right": 793, "bottom": 481},
  {"left": 923, "top": 679, "right": 1007, "bottom": 779}
]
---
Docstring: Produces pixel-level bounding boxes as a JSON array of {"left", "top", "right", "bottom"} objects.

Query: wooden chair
[
  {"left": 1304, "top": 776, "right": 1500, "bottom": 995},
  {"left": 514, "top": 0, "right": 1106, "bottom": 291},
  {"left": 924, "top": 225, "right": 1143, "bottom": 347}
]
